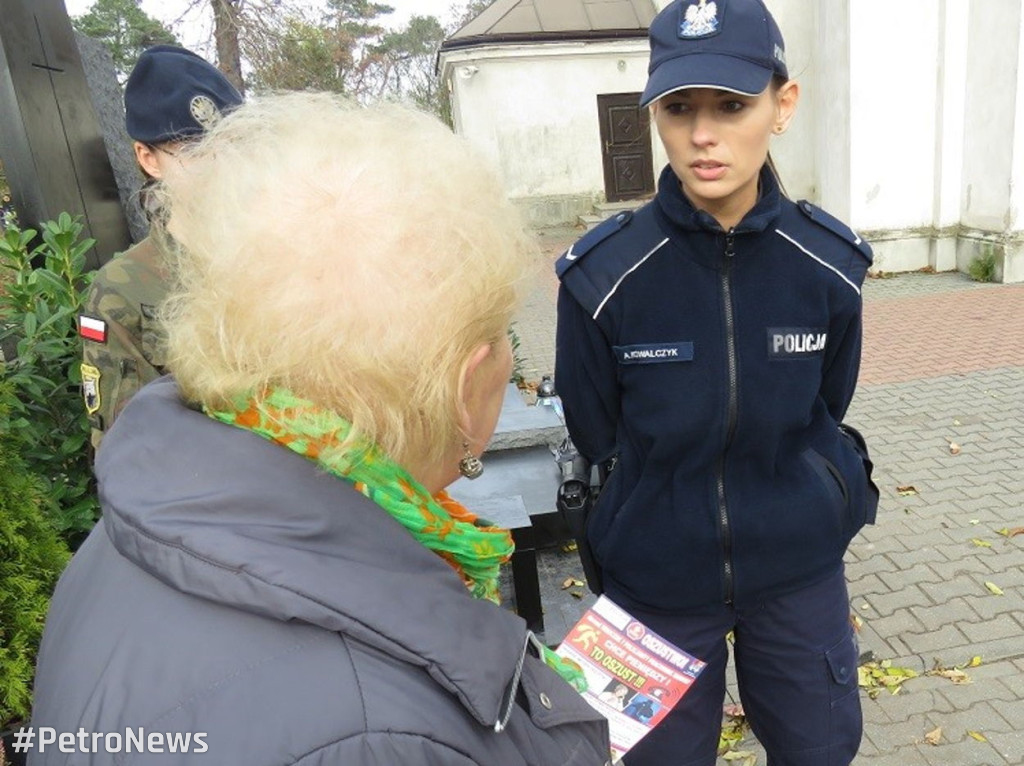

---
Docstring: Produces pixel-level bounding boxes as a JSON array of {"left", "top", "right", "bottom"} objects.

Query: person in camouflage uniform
[{"left": 79, "top": 46, "right": 241, "bottom": 449}]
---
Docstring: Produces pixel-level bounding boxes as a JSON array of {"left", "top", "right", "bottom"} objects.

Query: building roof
[{"left": 442, "top": 0, "right": 657, "bottom": 51}]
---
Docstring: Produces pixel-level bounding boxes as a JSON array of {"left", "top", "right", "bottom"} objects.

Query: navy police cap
[
  {"left": 640, "top": 0, "right": 788, "bottom": 107},
  {"left": 124, "top": 45, "right": 243, "bottom": 144}
]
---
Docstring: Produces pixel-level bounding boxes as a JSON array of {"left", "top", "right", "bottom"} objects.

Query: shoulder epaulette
[
  {"left": 797, "top": 200, "right": 873, "bottom": 263},
  {"left": 555, "top": 210, "right": 634, "bottom": 278}
]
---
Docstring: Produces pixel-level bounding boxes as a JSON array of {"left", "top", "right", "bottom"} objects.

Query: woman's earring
[
  {"left": 458, "top": 442, "right": 484, "bottom": 480},
  {"left": 774, "top": 125, "right": 785, "bottom": 134}
]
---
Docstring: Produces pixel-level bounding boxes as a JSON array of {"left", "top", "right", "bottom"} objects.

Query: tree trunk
[{"left": 211, "top": 0, "right": 245, "bottom": 96}]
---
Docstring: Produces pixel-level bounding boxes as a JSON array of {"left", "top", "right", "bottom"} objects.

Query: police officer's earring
[
  {"left": 459, "top": 442, "right": 484, "bottom": 479},
  {"left": 773, "top": 125, "right": 785, "bottom": 134}
]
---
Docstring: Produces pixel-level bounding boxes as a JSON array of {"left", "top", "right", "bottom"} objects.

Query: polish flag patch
[{"left": 79, "top": 315, "right": 107, "bottom": 343}]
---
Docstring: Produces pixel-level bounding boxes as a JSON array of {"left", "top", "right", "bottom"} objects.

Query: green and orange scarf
[{"left": 206, "top": 387, "right": 586, "bottom": 691}]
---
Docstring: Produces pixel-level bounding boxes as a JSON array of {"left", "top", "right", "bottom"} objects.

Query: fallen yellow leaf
[
  {"left": 896, "top": 485, "right": 918, "bottom": 496},
  {"left": 971, "top": 538, "right": 992, "bottom": 548},
  {"left": 924, "top": 726, "right": 942, "bottom": 746},
  {"left": 967, "top": 730, "right": 987, "bottom": 742},
  {"left": 932, "top": 668, "right": 971, "bottom": 684},
  {"left": 722, "top": 751, "right": 756, "bottom": 762},
  {"left": 718, "top": 705, "right": 750, "bottom": 750},
  {"left": 984, "top": 581, "right": 1004, "bottom": 596},
  {"left": 858, "top": 661, "right": 918, "bottom": 698},
  {"left": 928, "top": 658, "right": 975, "bottom": 685}
]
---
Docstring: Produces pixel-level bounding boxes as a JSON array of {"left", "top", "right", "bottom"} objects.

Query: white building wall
[
  {"left": 958, "top": 0, "right": 1024, "bottom": 281},
  {"left": 845, "top": 1, "right": 941, "bottom": 271},
  {"left": 962, "top": 2, "right": 1019, "bottom": 233},
  {"left": 1010, "top": 6, "right": 1024, "bottom": 282},
  {"left": 851, "top": 1, "right": 938, "bottom": 231},
  {"left": 764, "top": 0, "right": 817, "bottom": 202},
  {"left": 810, "top": 0, "right": 851, "bottom": 221},
  {"left": 933, "top": 0, "right": 969, "bottom": 271},
  {"left": 937, "top": 1, "right": 970, "bottom": 229},
  {"left": 443, "top": 40, "right": 662, "bottom": 225}
]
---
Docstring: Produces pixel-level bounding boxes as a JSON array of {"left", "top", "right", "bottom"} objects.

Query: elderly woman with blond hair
[{"left": 29, "top": 92, "right": 609, "bottom": 766}]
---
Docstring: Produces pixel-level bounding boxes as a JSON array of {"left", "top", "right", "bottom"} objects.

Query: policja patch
[
  {"left": 767, "top": 328, "right": 828, "bottom": 358},
  {"left": 81, "top": 363, "right": 102, "bottom": 415}
]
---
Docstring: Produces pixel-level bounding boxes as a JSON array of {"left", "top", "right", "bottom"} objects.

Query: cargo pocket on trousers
[{"left": 825, "top": 630, "right": 863, "bottom": 754}]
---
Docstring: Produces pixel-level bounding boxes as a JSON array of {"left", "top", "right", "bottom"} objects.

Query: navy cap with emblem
[
  {"left": 124, "top": 45, "right": 243, "bottom": 144},
  {"left": 640, "top": 0, "right": 788, "bottom": 107}
]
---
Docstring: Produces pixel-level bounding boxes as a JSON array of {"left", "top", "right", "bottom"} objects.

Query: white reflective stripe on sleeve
[
  {"left": 593, "top": 238, "right": 670, "bottom": 320},
  {"left": 775, "top": 229, "right": 862, "bottom": 296}
]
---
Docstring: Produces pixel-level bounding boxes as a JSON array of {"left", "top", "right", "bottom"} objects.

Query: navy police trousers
[{"left": 619, "top": 565, "right": 862, "bottom": 766}]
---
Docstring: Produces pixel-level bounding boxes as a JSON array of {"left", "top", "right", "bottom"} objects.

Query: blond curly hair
[{"left": 159, "top": 92, "right": 537, "bottom": 467}]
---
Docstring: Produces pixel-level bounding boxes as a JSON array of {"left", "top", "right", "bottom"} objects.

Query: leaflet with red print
[{"left": 555, "top": 595, "right": 706, "bottom": 763}]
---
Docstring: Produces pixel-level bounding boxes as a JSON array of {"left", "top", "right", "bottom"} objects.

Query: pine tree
[{"left": 71, "top": 0, "right": 179, "bottom": 84}]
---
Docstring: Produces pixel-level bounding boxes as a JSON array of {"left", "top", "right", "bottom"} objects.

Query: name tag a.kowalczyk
[{"left": 614, "top": 342, "right": 694, "bottom": 365}]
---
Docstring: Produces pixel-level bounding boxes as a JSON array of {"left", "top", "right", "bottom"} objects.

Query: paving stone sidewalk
[{"left": 507, "top": 227, "right": 1024, "bottom": 765}]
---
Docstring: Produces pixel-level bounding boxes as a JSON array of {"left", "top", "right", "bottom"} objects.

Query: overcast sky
[{"left": 62, "top": 0, "right": 466, "bottom": 54}]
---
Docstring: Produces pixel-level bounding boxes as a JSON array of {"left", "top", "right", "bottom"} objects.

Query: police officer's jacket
[{"left": 555, "top": 164, "right": 879, "bottom": 613}]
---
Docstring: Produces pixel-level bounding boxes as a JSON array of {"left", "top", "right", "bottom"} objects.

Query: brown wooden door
[{"left": 597, "top": 92, "right": 655, "bottom": 203}]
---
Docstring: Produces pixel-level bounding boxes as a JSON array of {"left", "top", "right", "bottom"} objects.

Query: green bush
[
  {"left": 0, "top": 433, "right": 71, "bottom": 728},
  {"left": 507, "top": 324, "right": 526, "bottom": 386},
  {"left": 968, "top": 244, "right": 997, "bottom": 283},
  {"left": 0, "top": 213, "right": 99, "bottom": 546}
]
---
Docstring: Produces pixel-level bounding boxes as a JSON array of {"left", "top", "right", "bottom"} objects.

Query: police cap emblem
[{"left": 680, "top": 0, "right": 719, "bottom": 38}]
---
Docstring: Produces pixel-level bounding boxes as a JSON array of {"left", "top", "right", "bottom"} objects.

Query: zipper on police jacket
[{"left": 718, "top": 228, "right": 739, "bottom": 605}]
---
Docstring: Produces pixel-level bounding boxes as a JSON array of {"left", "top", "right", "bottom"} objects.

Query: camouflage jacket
[{"left": 79, "top": 235, "right": 170, "bottom": 450}]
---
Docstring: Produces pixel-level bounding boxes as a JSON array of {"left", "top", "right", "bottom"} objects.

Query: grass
[{"left": 968, "top": 244, "right": 997, "bottom": 282}]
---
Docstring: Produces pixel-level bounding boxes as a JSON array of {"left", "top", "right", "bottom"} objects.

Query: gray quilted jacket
[{"left": 30, "top": 377, "right": 610, "bottom": 765}]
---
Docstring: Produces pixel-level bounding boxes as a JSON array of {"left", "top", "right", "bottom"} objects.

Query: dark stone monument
[
  {"left": 74, "top": 31, "right": 147, "bottom": 243},
  {"left": 0, "top": 0, "right": 135, "bottom": 269}
]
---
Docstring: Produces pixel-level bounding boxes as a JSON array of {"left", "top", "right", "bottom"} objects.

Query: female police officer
[{"left": 555, "top": 1, "right": 878, "bottom": 764}]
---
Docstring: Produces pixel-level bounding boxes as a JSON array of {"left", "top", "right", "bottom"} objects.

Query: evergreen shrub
[
  {"left": 0, "top": 214, "right": 98, "bottom": 546},
  {"left": 0, "top": 432, "right": 70, "bottom": 728}
]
